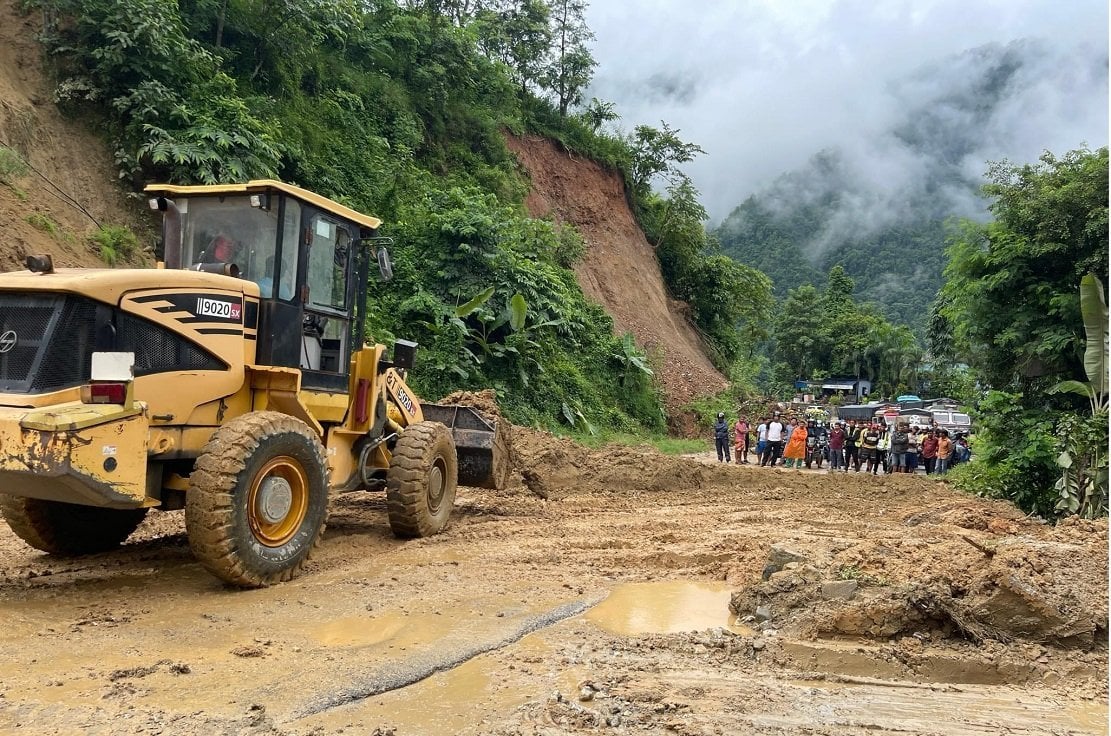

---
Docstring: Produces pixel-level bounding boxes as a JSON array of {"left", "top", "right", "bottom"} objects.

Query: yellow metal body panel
[
  {"left": 144, "top": 179, "right": 383, "bottom": 230},
  {"left": 0, "top": 268, "right": 261, "bottom": 303},
  {"left": 300, "top": 391, "right": 349, "bottom": 424},
  {"left": 0, "top": 386, "right": 82, "bottom": 410},
  {"left": 383, "top": 368, "right": 423, "bottom": 426},
  {"left": 20, "top": 400, "right": 141, "bottom": 431},
  {"left": 0, "top": 405, "right": 150, "bottom": 508}
]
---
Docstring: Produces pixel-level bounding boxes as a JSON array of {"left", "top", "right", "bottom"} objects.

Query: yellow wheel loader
[{"left": 0, "top": 180, "right": 509, "bottom": 587}]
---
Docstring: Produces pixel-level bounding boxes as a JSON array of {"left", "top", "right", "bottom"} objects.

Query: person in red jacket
[
  {"left": 734, "top": 416, "right": 750, "bottom": 464},
  {"left": 920, "top": 430, "right": 939, "bottom": 475},
  {"left": 828, "top": 421, "right": 847, "bottom": 472}
]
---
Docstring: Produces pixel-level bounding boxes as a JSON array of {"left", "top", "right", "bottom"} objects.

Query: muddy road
[{"left": 0, "top": 430, "right": 1106, "bottom": 735}]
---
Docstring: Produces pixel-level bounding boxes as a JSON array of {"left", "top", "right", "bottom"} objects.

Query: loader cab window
[
  {"left": 256, "top": 198, "right": 299, "bottom": 301},
  {"left": 305, "top": 216, "right": 351, "bottom": 311},
  {"left": 178, "top": 196, "right": 279, "bottom": 290}
]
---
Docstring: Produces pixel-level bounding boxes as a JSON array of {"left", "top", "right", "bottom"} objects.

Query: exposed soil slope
[
  {"left": 505, "top": 135, "right": 727, "bottom": 414},
  {"left": 0, "top": 1, "right": 142, "bottom": 271},
  {"left": 0, "top": 432, "right": 1105, "bottom": 735}
]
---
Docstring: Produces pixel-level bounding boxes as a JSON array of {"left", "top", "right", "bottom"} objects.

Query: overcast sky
[{"left": 583, "top": 0, "right": 1110, "bottom": 222}]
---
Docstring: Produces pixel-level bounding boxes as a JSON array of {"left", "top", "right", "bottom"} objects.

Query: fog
[{"left": 583, "top": 0, "right": 1109, "bottom": 223}]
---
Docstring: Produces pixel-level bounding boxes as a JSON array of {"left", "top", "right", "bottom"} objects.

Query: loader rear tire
[
  {"left": 386, "top": 421, "right": 457, "bottom": 538},
  {"left": 0, "top": 496, "right": 148, "bottom": 556},
  {"left": 185, "top": 412, "right": 328, "bottom": 588}
]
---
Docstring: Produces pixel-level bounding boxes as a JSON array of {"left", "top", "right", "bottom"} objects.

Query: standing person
[
  {"left": 783, "top": 419, "right": 807, "bottom": 470},
  {"left": 756, "top": 417, "right": 769, "bottom": 464},
  {"left": 936, "top": 431, "right": 954, "bottom": 474},
  {"left": 845, "top": 420, "right": 863, "bottom": 472},
  {"left": 906, "top": 428, "right": 920, "bottom": 474},
  {"left": 762, "top": 413, "right": 786, "bottom": 467},
  {"left": 920, "top": 430, "right": 938, "bottom": 474},
  {"left": 828, "top": 421, "right": 847, "bottom": 472},
  {"left": 955, "top": 435, "right": 971, "bottom": 465},
  {"left": 713, "top": 412, "right": 731, "bottom": 463},
  {"left": 861, "top": 421, "right": 883, "bottom": 475},
  {"left": 890, "top": 423, "right": 909, "bottom": 474},
  {"left": 877, "top": 426, "right": 891, "bottom": 474},
  {"left": 734, "top": 415, "right": 750, "bottom": 464}
]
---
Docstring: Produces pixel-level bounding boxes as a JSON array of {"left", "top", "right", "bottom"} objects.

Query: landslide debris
[{"left": 730, "top": 512, "right": 1108, "bottom": 650}]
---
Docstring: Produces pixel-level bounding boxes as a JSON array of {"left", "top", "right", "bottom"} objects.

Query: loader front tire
[
  {"left": 386, "top": 421, "right": 458, "bottom": 538},
  {"left": 185, "top": 412, "right": 328, "bottom": 588},
  {"left": 0, "top": 497, "right": 148, "bottom": 556}
]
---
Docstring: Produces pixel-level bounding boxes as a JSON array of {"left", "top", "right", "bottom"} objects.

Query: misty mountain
[{"left": 712, "top": 39, "right": 1109, "bottom": 332}]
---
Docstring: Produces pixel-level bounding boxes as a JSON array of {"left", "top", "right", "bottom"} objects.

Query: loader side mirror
[
  {"left": 376, "top": 246, "right": 393, "bottom": 282},
  {"left": 392, "top": 339, "right": 417, "bottom": 370}
]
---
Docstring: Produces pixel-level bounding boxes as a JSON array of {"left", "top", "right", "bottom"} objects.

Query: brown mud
[
  {"left": 0, "top": 1, "right": 148, "bottom": 271},
  {"left": 0, "top": 430, "right": 1106, "bottom": 735}
]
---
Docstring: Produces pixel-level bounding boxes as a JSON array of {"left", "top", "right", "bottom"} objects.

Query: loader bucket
[{"left": 421, "top": 403, "right": 511, "bottom": 490}]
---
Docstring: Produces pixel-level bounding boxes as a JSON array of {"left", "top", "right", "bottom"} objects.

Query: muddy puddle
[
  {"left": 585, "top": 580, "right": 753, "bottom": 636},
  {"left": 305, "top": 638, "right": 543, "bottom": 735}
]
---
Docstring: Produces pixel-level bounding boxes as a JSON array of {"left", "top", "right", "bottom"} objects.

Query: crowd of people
[{"left": 713, "top": 411, "right": 971, "bottom": 475}]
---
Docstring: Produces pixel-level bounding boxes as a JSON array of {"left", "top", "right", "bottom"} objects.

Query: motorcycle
[{"left": 805, "top": 434, "right": 827, "bottom": 469}]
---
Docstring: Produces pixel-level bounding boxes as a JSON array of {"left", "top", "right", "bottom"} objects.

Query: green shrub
[
  {"left": 26, "top": 212, "right": 59, "bottom": 234},
  {"left": 949, "top": 390, "right": 1059, "bottom": 517},
  {"left": 89, "top": 225, "right": 139, "bottom": 266},
  {"left": 0, "top": 146, "right": 28, "bottom": 184}
]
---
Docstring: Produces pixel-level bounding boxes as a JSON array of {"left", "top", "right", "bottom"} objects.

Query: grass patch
[
  {"left": 0, "top": 145, "right": 28, "bottom": 184},
  {"left": 837, "top": 564, "right": 888, "bottom": 587},
  {"left": 89, "top": 225, "right": 139, "bottom": 266},
  {"left": 26, "top": 212, "right": 59, "bottom": 234}
]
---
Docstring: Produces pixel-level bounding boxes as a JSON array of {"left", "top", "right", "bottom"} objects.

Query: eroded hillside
[
  {"left": 0, "top": 2, "right": 140, "bottom": 271},
  {"left": 506, "top": 135, "right": 727, "bottom": 415}
]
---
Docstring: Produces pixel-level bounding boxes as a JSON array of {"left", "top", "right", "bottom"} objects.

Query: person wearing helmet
[{"left": 713, "top": 412, "right": 732, "bottom": 463}]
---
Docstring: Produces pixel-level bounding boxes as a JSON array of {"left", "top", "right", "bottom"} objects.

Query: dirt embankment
[
  {"left": 0, "top": 1, "right": 143, "bottom": 271},
  {"left": 504, "top": 135, "right": 727, "bottom": 417}
]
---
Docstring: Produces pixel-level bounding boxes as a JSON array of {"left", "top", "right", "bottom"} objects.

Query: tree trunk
[{"left": 215, "top": 0, "right": 228, "bottom": 48}]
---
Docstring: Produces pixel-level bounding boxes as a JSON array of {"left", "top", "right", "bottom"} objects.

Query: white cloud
[{"left": 584, "top": 0, "right": 1109, "bottom": 221}]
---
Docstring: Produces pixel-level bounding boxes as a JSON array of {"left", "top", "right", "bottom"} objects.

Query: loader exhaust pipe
[{"left": 149, "top": 196, "right": 183, "bottom": 269}]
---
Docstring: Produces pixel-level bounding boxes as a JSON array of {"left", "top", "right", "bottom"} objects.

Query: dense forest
[
  {"left": 11, "top": 0, "right": 1109, "bottom": 518},
  {"left": 28, "top": 0, "right": 772, "bottom": 434}
]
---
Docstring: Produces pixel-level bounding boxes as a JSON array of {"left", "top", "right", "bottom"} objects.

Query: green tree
[
  {"left": 544, "top": 0, "right": 595, "bottom": 117},
  {"left": 627, "top": 122, "right": 705, "bottom": 195},
  {"left": 580, "top": 97, "right": 618, "bottom": 132},
  {"left": 773, "top": 285, "right": 825, "bottom": 379},
  {"left": 939, "top": 147, "right": 1109, "bottom": 394},
  {"left": 478, "top": 0, "right": 552, "bottom": 98},
  {"left": 939, "top": 146, "right": 1110, "bottom": 517}
]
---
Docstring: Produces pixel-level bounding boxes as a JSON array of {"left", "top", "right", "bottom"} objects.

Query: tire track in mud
[{"left": 290, "top": 594, "right": 606, "bottom": 720}]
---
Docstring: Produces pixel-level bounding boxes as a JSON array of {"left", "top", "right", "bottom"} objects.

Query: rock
[
  {"left": 821, "top": 580, "right": 859, "bottom": 601},
  {"left": 755, "top": 605, "right": 772, "bottom": 622},
  {"left": 579, "top": 687, "right": 595, "bottom": 702},
  {"left": 752, "top": 637, "right": 766, "bottom": 651},
  {"left": 765, "top": 545, "right": 809, "bottom": 576}
]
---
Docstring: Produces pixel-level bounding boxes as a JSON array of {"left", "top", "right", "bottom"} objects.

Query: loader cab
[{"left": 146, "top": 180, "right": 387, "bottom": 391}]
